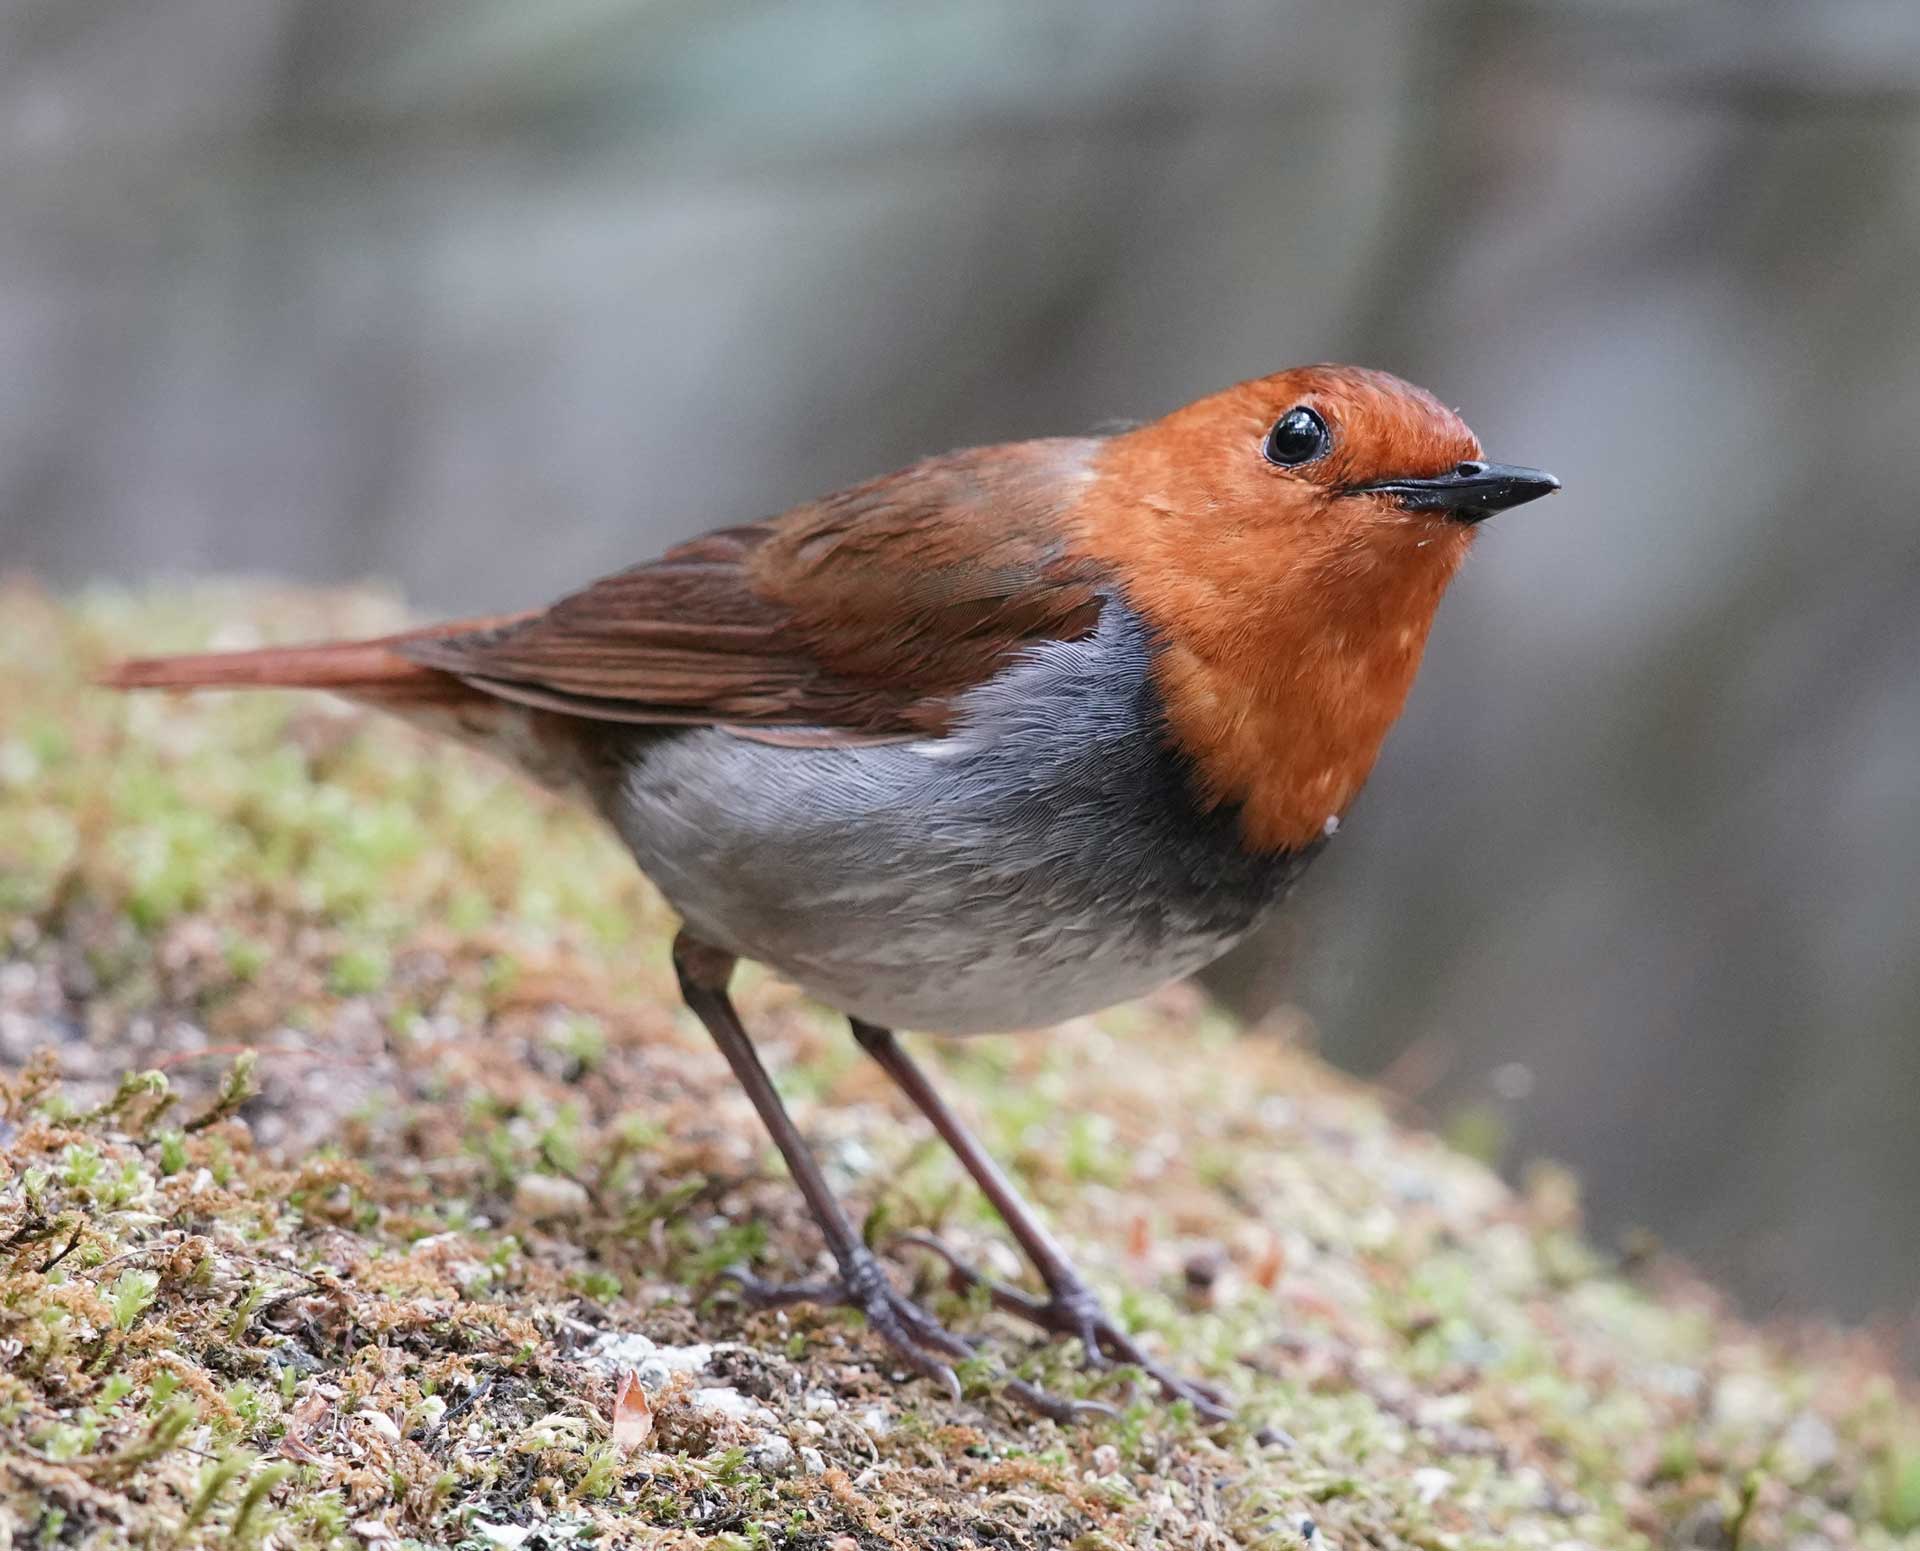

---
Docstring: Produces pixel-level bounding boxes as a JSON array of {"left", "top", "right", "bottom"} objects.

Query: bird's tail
[
  {"left": 100, "top": 616, "right": 523, "bottom": 706},
  {"left": 99, "top": 612, "right": 603, "bottom": 795}
]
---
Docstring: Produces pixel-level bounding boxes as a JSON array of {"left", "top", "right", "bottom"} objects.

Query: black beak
[{"left": 1360, "top": 461, "right": 1560, "bottom": 523}]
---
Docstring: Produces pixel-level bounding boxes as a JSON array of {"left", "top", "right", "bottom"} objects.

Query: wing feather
[{"left": 401, "top": 438, "right": 1108, "bottom": 739}]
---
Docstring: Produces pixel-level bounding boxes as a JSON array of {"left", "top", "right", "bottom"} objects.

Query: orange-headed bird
[{"left": 109, "top": 366, "right": 1558, "bottom": 1420}]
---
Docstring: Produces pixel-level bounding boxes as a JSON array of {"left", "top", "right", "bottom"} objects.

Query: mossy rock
[{"left": 1, "top": 580, "right": 1917, "bottom": 1550}]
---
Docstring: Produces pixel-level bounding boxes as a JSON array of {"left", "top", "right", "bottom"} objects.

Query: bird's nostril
[{"left": 1455, "top": 460, "right": 1488, "bottom": 478}]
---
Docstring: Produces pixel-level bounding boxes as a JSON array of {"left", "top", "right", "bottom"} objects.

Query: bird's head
[
  {"left": 1085, "top": 364, "right": 1557, "bottom": 601},
  {"left": 1076, "top": 365, "right": 1558, "bottom": 851}
]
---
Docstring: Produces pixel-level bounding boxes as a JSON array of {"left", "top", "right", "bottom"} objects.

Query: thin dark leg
[
  {"left": 673, "top": 933, "right": 1100, "bottom": 1421},
  {"left": 672, "top": 933, "right": 968, "bottom": 1397},
  {"left": 850, "top": 1017, "right": 1232, "bottom": 1421}
]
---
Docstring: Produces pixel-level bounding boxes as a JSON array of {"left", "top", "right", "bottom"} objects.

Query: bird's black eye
[{"left": 1262, "top": 406, "right": 1330, "bottom": 467}]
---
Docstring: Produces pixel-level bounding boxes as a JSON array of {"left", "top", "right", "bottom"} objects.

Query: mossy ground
[{"left": 2, "top": 578, "right": 1917, "bottom": 1550}]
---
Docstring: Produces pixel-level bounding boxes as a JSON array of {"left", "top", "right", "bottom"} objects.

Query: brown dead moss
[{"left": 1, "top": 578, "right": 1918, "bottom": 1550}]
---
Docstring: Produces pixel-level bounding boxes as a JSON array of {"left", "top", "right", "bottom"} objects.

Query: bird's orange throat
[
  {"left": 1138, "top": 550, "right": 1464, "bottom": 853},
  {"left": 1075, "top": 438, "right": 1474, "bottom": 854}
]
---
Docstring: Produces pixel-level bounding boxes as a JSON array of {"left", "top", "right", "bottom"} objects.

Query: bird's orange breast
[{"left": 1070, "top": 417, "right": 1474, "bottom": 854}]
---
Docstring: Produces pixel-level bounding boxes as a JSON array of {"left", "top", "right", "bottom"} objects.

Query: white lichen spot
[
  {"left": 356, "top": 1408, "right": 401, "bottom": 1444},
  {"left": 691, "top": 1386, "right": 779, "bottom": 1427}
]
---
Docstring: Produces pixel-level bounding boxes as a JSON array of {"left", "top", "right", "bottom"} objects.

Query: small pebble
[
  {"left": 1183, "top": 1247, "right": 1226, "bottom": 1308},
  {"left": 511, "top": 1173, "right": 591, "bottom": 1221},
  {"left": 749, "top": 1433, "right": 795, "bottom": 1473}
]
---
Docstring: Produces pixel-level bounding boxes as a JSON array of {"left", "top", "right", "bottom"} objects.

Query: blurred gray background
[{"left": 4, "top": 0, "right": 1918, "bottom": 1331}]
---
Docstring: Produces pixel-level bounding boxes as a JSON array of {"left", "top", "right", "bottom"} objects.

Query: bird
[{"left": 106, "top": 364, "right": 1557, "bottom": 1422}]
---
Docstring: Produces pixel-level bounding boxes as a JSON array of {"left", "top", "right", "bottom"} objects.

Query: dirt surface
[{"left": 2, "top": 579, "right": 1917, "bottom": 1550}]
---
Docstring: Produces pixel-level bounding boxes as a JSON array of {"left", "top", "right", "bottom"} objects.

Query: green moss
[
  {"left": 327, "top": 942, "right": 392, "bottom": 996},
  {"left": 2, "top": 581, "right": 1919, "bottom": 1550},
  {"left": 107, "top": 1268, "right": 160, "bottom": 1329}
]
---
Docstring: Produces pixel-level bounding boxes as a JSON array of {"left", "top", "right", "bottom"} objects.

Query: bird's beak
[{"left": 1359, "top": 462, "right": 1560, "bottom": 524}]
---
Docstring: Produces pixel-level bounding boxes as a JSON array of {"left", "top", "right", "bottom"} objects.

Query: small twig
[
  {"left": 183, "top": 1050, "right": 258, "bottom": 1132},
  {"left": 74, "top": 1241, "right": 176, "bottom": 1283},
  {"left": 1728, "top": 1468, "right": 1764, "bottom": 1551},
  {"left": 421, "top": 1375, "right": 495, "bottom": 1452},
  {"left": 38, "top": 1219, "right": 86, "bottom": 1274},
  {"left": 78, "top": 1068, "right": 174, "bottom": 1133},
  {"left": 1, "top": 1212, "right": 59, "bottom": 1253}
]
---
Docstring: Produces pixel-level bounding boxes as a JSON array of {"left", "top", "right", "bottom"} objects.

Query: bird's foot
[
  {"left": 901, "top": 1231, "right": 1235, "bottom": 1422},
  {"left": 723, "top": 1250, "right": 970, "bottom": 1399},
  {"left": 721, "top": 1248, "right": 1112, "bottom": 1424}
]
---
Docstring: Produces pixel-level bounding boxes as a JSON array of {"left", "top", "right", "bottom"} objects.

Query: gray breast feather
[{"left": 605, "top": 600, "right": 1314, "bottom": 1033}]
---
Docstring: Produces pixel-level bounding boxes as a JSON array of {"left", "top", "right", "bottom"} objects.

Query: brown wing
[{"left": 399, "top": 438, "right": 1110, "bottom": 740}]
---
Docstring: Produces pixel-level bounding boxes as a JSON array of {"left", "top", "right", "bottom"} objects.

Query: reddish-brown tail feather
[
  {"left": 100, "top": 616, "right": 527, "bottom": 706},
  {"left": 101, "top": 612, "right": 599, "bottom": 795}
]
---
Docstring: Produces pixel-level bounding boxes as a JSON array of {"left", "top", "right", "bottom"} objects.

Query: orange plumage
[{"left": 1077, "top": 366, "right": 1486, "bottom": 850}]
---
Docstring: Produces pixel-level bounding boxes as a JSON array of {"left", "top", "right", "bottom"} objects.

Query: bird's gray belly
[{"left": 600, "top": 604, "right": 1316, "bottom": 1034}]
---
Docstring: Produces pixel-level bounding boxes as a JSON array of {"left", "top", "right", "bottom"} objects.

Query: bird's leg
[
  {"left": 672, "top": 934, "right": 970, "bottom": 1397},
  {"left": 673, "top": 934, "right": 1103, "bottom": 1422},
  {"left": 850, "top": 1018, "right": 1233, "bottom": 1421}
]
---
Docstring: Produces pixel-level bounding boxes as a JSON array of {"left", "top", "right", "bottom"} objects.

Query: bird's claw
[
  {"left": 900, "top": 1231, "right": 1235, "bottom": 1422},
  {"left": 718, "top": 1252, "right": 1110, "bottom": 1422},
  {"left": 721, "top": 1252, "right": 969, "bottom": 1400}
]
